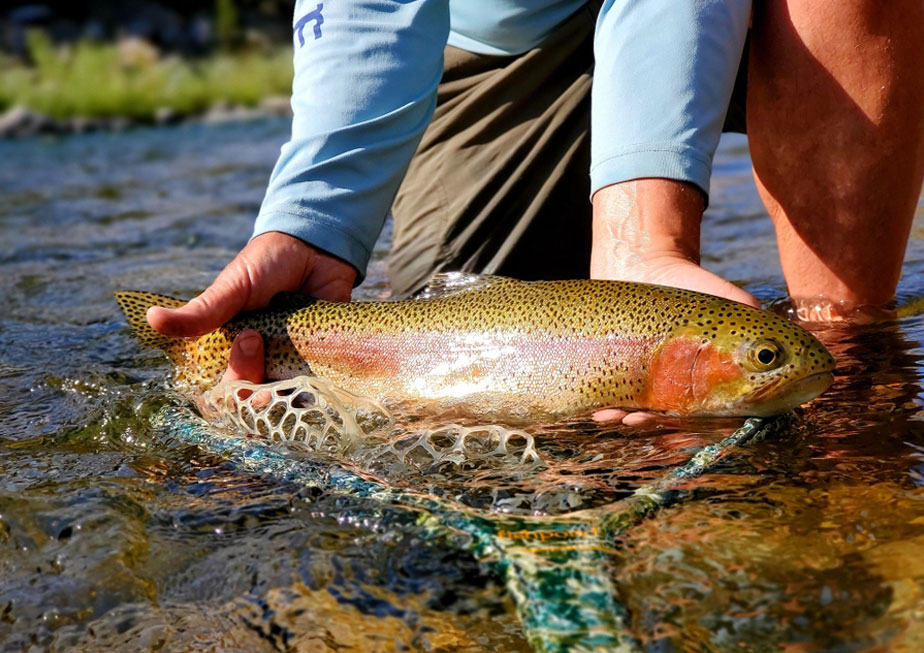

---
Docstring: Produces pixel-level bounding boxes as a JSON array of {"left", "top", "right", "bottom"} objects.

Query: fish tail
[{"left": 114, "top": 290, "right": 187, "bottom": 358}]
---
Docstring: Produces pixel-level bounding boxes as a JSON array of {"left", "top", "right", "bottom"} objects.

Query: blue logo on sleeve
[{"left": 294, "top": 4, "right": 324, "bottom": 46}]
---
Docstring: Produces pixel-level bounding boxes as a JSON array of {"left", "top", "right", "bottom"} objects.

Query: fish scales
[
  {"left": 115, "top": 275, "right": 836, "bottom": 419},
  {"left": 279, "top": 280, "right": 658, "bottom": 416}
]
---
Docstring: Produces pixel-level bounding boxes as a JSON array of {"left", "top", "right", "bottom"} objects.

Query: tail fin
[{"left": 114, "top": 291, "right": 186, "bottom": 351}]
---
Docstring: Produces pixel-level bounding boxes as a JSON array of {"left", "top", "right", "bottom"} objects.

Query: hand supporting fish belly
[{"left": 115, "top": 274, "right": 835, "bottom": 421}]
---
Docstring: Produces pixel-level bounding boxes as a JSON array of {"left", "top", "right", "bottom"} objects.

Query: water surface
[{"left": 2, "top": 122, "right": 924, "bottom": 650}]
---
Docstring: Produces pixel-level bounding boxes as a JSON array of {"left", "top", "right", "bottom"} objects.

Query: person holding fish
[{"left": 144, "top": 1, "right": 924, "bottom": 415}]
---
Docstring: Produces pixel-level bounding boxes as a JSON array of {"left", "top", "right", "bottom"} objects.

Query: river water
[{"left": 2, "top": 120, "right": 924, "bottom": 651}]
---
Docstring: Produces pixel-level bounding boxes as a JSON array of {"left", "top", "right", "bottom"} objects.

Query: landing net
[{"left": 158, "top": 376, "right": 783, "bottom": 652}]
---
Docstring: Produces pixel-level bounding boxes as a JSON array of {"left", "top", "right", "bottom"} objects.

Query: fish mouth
[
  {"left": 784, "top": 371, "right": 835, "bottom": 401},
  {"left": 743, "top": 371, "right": 835, "bottom": 416}
]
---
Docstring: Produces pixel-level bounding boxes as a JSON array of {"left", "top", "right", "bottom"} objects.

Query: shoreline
[{"left": 0, "top": 95, "right": 292, "bottom": 138}]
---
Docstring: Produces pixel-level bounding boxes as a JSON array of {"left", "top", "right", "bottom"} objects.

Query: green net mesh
[{"left": 162, "top": 375, "right": 783, "bottom": 651}]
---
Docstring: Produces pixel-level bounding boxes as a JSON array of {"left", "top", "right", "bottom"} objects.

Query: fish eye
[{"left": 745, "top": 339, "right": 784, "bottom": 372}]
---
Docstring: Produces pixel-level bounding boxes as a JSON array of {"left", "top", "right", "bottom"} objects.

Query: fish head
[{"left": 646, "top": 300, "right": 836, "bottom": 416}]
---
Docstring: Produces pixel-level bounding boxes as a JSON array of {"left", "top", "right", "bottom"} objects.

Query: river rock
[
  {"left": 0, "top": 105, "right": 58, "bottom": 138},
  {"left": 154, "top": 106, "right": 181, "bottom": 125},
  {"left": 70, "top": 116, "right": 102, "bottom": 133},
  {"left": 106, "top": 116, "right": 133, "bottom": 131},
  {"left": 258, "top": 95, "right": 292, "bottom": 117},
  {"left": 201, "top": 101, "right": 263, "bottom": 125}
]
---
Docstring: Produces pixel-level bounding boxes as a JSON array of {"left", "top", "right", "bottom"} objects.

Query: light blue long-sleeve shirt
[{"left": 254, "top": 0, "right": 751, "bottom": 282}]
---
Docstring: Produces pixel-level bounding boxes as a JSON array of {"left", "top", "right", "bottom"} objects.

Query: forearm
[
  {"left": 255, "top": 0, "right": 450, "bottom": 283},
  {"left": 591, "top": 180, "right": 704, "bottom": 274},
  {"left": 589, "top": 1, "right": 755, "bottom": 306},
  {"left": 590, "top": 178, "right": 758, "bottom": 307},
  {"left": 591, "top": 0, "right": 751, "bottom": 199}
]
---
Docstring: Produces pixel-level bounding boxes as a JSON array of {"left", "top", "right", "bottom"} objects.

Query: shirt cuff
[
  {"left": 252, "top": 211, "right": 373, "bottom": 286},
  {"left": 589, "top": 142, "right": 713, "bottom": 202}
]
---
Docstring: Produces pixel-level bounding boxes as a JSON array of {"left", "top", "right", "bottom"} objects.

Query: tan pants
[{"left": 390, "top": 4, "right": 747, "bottom": 296}]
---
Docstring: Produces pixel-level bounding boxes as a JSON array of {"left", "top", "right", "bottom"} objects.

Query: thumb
[{"left": 147, "top": 269, "right": 252, "bottom": 338}]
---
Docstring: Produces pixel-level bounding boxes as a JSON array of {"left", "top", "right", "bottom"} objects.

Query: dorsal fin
[
  {"left": 418, "top": 272, "right": 508, "bottom": 299},
  {"left": 267, "top": 291, "right": 320, "bottom": 311}
]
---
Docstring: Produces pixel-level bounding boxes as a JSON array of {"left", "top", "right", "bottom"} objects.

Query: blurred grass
[{"left": 0, "top": 31, "right": 293, "bottom": 121}]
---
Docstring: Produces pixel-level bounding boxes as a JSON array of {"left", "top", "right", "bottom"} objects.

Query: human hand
[
  {"left": 147, "top": 231, "right": 356, "bottom": 384},
  {"left": 590, "top": 180, "right": 760, "bottom": 307},
  {"left": 589, "top": 180, "right": 760, "bottom": 425}
]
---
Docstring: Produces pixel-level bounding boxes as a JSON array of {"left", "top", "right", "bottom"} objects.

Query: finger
[
  {"left": 249, "top": 388, "right": 273, "bottom": 411},
  {"left": 228, "top": 385, "right": 272, "bottom": 412},
  {"left": 720, "top": 282, "right": 760, "bottom": 309},
  {"left": 593, "top": 408, "right": 630, "bottom": 422},
  {"left": 621, "top": 412, "right": 655, "bottom": 426},
  {"left": 148, "top": 266, "right": 251, "bottom": 338},
  {"left": 672, "top": 266, "right": 760, "bottom": 309},
  {"left": 223, "top": 330, "right": 265, "bottom": 384}
]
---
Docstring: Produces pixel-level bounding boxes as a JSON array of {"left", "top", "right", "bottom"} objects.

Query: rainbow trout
[{"left": 116, "top": 274, "right": 835, "bottom": 419}]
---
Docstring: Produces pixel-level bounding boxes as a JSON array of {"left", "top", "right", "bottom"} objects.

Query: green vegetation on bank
[{"left": 0, "top": 31, "right": 293, "bottom": 121}]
